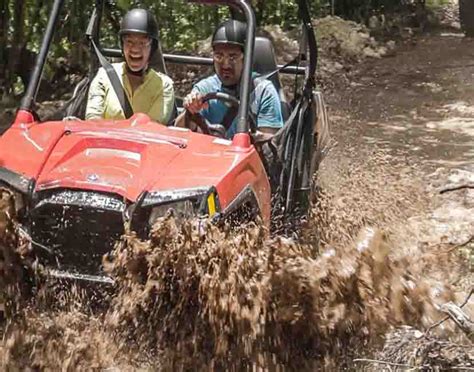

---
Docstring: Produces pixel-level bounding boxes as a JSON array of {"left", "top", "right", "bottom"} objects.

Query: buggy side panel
[{"left": 216, "top": 149, "right": 271, "bottom": 224}]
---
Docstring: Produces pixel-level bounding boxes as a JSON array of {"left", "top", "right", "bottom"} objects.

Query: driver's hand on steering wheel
[{"left": 183, "top": 92, "right": 209, "bottom": 114}]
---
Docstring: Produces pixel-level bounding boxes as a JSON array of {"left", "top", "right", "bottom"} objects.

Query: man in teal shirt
[{"left": 176, "top": 20, "right": 283, "bottom": 138}]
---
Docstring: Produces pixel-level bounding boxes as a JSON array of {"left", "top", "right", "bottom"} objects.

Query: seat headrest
[{"left": 253, "top": 36, "right": 281, "bottom": 91}]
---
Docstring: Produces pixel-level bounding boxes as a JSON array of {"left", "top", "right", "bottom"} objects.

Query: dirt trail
[
  {"left": 331, "top": 33, "right": 474, "bottom": 166},
  {"left": 323, "top": 29, "right": 474, "bottom": 291},
  {"left": 1, "top": 32, "right": 473, "bottom": 370},
  {"left": 322, "top": 30, "right": 474, "bottom": 237},
  {"left": 316, "top": 31, "right": 474, "bottom": 369},
  {"left": 320, "top": 30, "right": 474, "bottom": 361}
]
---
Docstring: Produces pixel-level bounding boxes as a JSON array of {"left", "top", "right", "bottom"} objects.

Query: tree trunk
[
  {"left": 6, "top": 0, "right": 25, "bottom": 97},
  {"left": 213, "top": 7, "right": 219, "bottom": 29},
  {"left": 0, "top": 0, "right": 10, "bottom": 99},
  {"left": 26, "top": 0, "right": 44, "bottom": 41},
  {"left": 256, "top": 0, "right": 265, "bottom": 25}
]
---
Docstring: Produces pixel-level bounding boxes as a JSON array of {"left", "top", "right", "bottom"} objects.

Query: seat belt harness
[{"left": 90, "top": 39, "right": 134, "bottom": 119}]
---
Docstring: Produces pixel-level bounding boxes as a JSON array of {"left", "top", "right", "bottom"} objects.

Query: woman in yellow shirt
[{"left": 86, "top": 9, "right": 175, "bottom": 124}]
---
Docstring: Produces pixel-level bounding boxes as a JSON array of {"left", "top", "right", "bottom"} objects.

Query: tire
[{"left": 460, "top": 0, "right": 474, "bottom": 37}]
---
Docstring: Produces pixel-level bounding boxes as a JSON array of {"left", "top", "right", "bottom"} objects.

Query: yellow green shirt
[{"left": 85, "top": 62, "right": 175, "bottom": 124}]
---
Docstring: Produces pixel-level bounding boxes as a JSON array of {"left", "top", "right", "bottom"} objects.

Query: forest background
[{"left": 0, "top": 0, "right": 448, "bottom": 101}]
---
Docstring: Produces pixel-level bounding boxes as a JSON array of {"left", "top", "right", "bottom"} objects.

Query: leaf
[{"left": 116, "top": 0, "right": 131, "bottom": 11}]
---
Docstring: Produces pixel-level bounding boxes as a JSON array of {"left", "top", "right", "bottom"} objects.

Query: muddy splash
[
  {"left": 1, "top": 181, "right": 465, "bottom": 370},
  {"left": 104, "top": 217, "right": 453, "bottom": 370},
  {"left": 0, "top": 123, "right": 471, "bottom": 370},
  {"left": 0, "top": 189, "right": 33, "bottom": 319},
  {"left": 1, "top": 311, "right": 142, "bottom": 371}
]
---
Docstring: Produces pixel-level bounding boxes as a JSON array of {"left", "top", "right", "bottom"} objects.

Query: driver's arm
[
  {"left": 175, "top": 90, "right": 209, "bottom": 128},
  {"left": 184, "top": 91, "right": 209, "bottom": 114}
]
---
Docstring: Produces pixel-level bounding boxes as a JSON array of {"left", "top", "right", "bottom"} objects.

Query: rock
[
  {"left": 363, "top": 47, "right": 381, "bottom": 58},
  {"left": 314, "top": 16, "right": 394, "bottom": 62},
  {"left": 377, "top": 46, "right": 388, "bottom": 56},
  {"left": 368, "top": 15, "right": 381, "bottom": 30},
  {"left": 386, "top": 40, "right": 396, "bottom": 50}
]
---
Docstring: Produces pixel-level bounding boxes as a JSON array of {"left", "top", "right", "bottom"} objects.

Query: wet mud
[
  {"left": 0, "top": 190, "right": 462, "bottom": 370},
  {"left": 1, "top": 32, "right": 474, "bottom": 370}
]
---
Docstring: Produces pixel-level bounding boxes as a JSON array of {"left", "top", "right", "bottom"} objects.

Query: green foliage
[
  {"left": 1, "top": 0, "right": 413, "bottom": 58},
  {"left": 0, "top": 0, "right": 425, "bottom": 99},
  {"left": 425, "top": 0, "right": 450, "bottom": 10},
  {"left": 110, "top": 0, "right": 232, "bottom": 51}
]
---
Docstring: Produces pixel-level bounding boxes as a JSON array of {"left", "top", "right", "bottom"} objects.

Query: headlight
[
  {"left": 148, "top": 199, "right": 195, "bottom": 225},
  {"left": 142, "top": 187, "right": 220, "bottom": 227}
]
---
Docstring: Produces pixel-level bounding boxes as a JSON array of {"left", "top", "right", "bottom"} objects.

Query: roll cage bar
[{"left": 13, "top": 0, "right": 318, "bottom": 136}]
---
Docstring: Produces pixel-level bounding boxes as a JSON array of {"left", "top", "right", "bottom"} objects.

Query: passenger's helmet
[
  {"left": 120, "top": 9, "right": 159, "bottom": 40},
  {"left": 212, "top": 19, "right": 247, "bottom": 49},
  {"left": 119, "top": 9, "right": 159, "bottom": 55}
]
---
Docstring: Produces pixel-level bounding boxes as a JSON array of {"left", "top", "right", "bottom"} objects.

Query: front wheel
[{"left": 460, "top": 0, "right": 474, "bottom": 37}]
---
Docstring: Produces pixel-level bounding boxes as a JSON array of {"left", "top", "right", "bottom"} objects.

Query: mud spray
[{"left": 0, "top": 155, "right": 472, "bottom": 370}]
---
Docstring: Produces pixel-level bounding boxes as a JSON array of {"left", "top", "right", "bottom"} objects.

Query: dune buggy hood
[{"left": 0, "top": 116, "right": 254, "bottom": 202}]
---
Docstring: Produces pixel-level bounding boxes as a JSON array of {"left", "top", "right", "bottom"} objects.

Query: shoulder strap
[{"left": 90, "top": 39, "right": 134, "bottom": 119}]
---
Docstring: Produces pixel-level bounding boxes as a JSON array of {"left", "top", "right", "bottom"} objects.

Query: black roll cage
[{"left": 19, "top": 0, "right": 318, "bottom": 135}]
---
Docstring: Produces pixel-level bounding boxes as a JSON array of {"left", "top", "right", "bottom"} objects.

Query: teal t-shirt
[{"left": 192, "top": 74, "right": 284, "bottom": 139}]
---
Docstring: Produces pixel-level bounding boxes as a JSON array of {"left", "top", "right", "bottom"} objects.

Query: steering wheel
[{"left": 184, "top": 92, "right": 240, "bottom": 137}]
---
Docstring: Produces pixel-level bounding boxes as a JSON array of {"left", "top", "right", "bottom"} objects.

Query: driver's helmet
[
  {"left": 212, "top": 19, "right": 247, "bottom": 50},
  {"left": 119, "top": 8, "right": 159, "bottom": 56}
]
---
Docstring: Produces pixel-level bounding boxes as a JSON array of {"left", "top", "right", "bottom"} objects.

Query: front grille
[{"left": 30, "top": 190, "right": 126, "bottom": 275}]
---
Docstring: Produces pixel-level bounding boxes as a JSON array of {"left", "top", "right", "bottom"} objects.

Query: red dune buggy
[{"left": 0, "top": 0, "right": 329, "bottom": 283}]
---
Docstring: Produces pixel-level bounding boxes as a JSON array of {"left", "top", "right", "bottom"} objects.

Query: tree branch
[
  {"left": 353, "top": 358, "right": 422, "bottom": 369},
  {"left": 441, "top": 236, "right": 474, "bottom": 254},
  {"left": 425, "top": 288, "right": 474, "bottom": 336},
  {"left": 440, "top": 184, "right": 474, "bottom": 194},
  {"left": 353, "top": 358, "right": 474, "bottom": 370}
]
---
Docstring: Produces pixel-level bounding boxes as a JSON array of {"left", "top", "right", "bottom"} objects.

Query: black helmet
[
  {"left": 212, "top": 19, "right": 247, "bottom": 49},
  {"left": 119, "top": 9, "right": 159, "bottom": 41}
]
